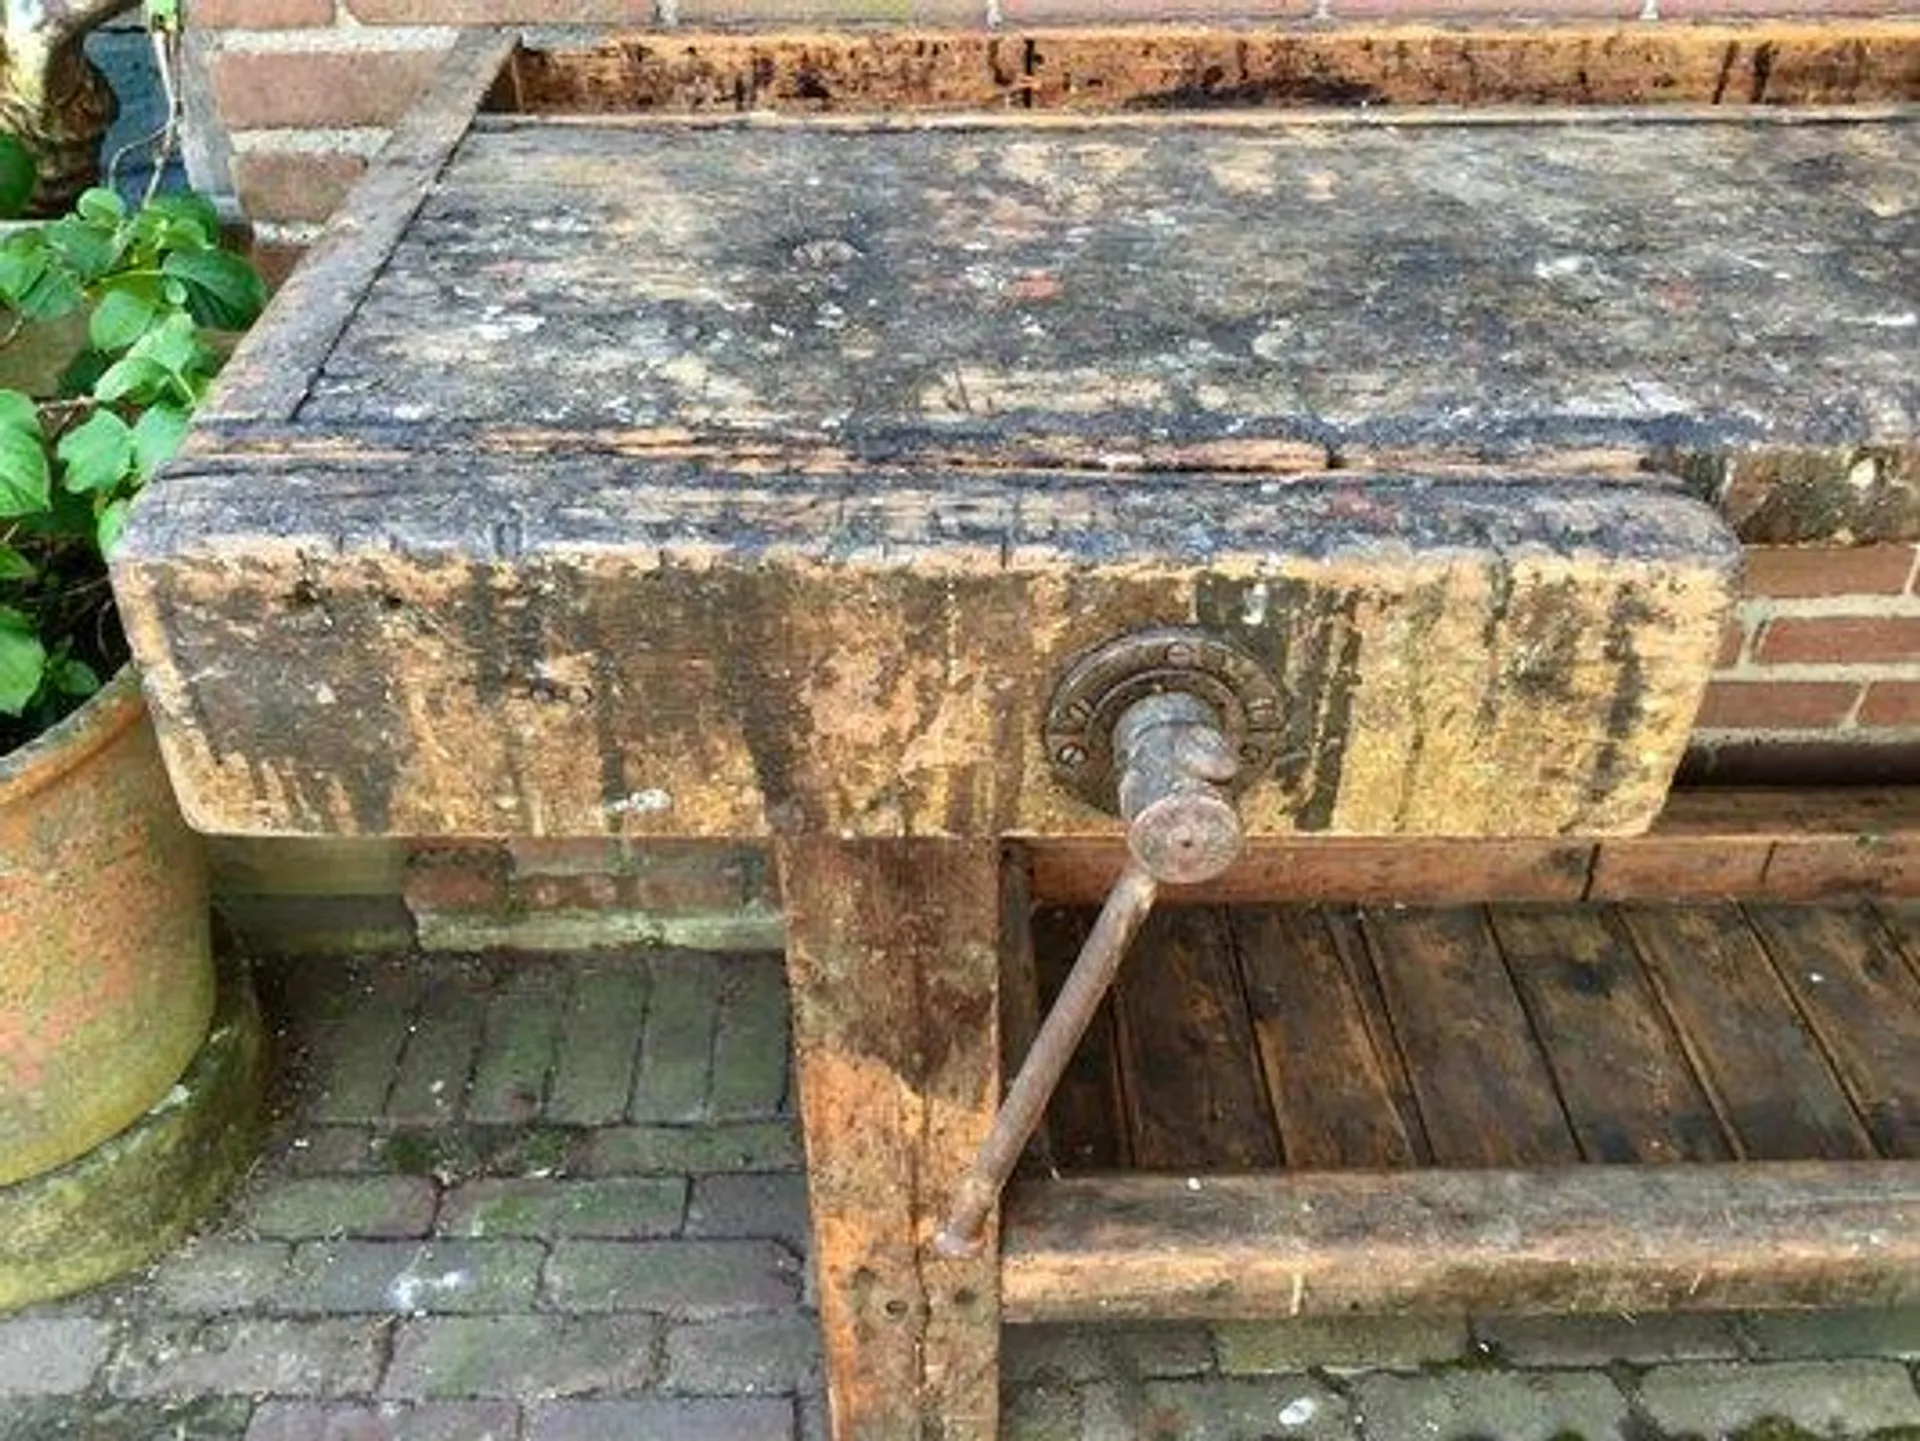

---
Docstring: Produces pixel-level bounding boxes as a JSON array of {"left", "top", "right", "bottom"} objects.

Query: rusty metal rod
[{"left": 933, "top": 860, "right": 1159, "bottom": 1259}]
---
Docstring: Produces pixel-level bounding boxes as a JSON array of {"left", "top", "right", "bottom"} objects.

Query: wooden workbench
[{"left": 113, "top": 28, "right": 1919, "bottom": 1439}]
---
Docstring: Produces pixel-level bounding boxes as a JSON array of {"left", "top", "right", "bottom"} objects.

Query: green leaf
[
  {"left": 75, "top": 187, "right": 126, "bottom": 227},
  {"left": 0, "top": 606, "right": 45, "bottom": 716},
  {"left": 0, "top": 136, "right": 37, "bottom": 219},
  {"left": 92, "top": 354, "right": 169, "bottom": 406},
  {"left": 44, "top": 216, "right": 118, "bottom": 284},
  {"left": 131, "top": 402, "right": 190, "bottom": 479},
  {"left": 0, "top": 390, "right": 41, "bottom": 436},
  {"left": 95, "top": 497, "right": 129, "bottom": 555},
  {"left": 0, "top": 424, "right": 49, "bottom": 516},
  {"left": 146, "top": 0, "right": 181, "bottom": 33},
  {"left": 88, "top": 285, "right": 158, "bottom": 352},
  {"left": 51, "top": 655, "right": 99, "bottom": 697},
  {"left": 16, "top": 258, "right": 83, "bottom": 323},
  {"left": 163, "top": 249, "right": 266, "bottom": 331},
  {"left": 57, "top": 410, "right": 135, "bottom": 496},
  {"left": 147, "top": 192, "right": 219, "bottom": 246},
  {"left": 0, "top": 544, "right": 32, "bottom": 581},
  {"left": 0, "top": 239, "right": 46, "bottom": 308}
]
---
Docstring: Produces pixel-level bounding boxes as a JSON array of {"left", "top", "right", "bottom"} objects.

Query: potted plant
[{"left": 0, "top": 121, "right": 270, "bottom": 1308}]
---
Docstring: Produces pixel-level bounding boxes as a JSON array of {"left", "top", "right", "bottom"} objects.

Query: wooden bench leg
[{"left": 777, "top": 838, "right": 1003, "bottom": 1441}]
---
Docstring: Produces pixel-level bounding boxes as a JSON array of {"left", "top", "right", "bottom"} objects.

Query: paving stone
[
  {"left": 241, "top": 1176, "right": 440, "bottom": 1240},
  {"left": 632, "top": 953, "right": 722, "bottom": 1123},
  {"left": 547, "top": 962, "right": 650, "bottom": 1125},
  {"left": 307, "top": 964, "right": 421, "bottom": 1123},
  {"left": 1217, "top": 1315, "right": 1469, "bottom": 1373},
  {"left": 1473, "top": 1311, "right": 1744, "bottom": 1367},
  {"left": 545, "top": 1240, "right": 802, "bottom": 1315},
  {"left": 1741, "top": 1307, "right": 1920, "bottom": 1361},
  {"left": 282, "top": 1128, "right": 378, "bottom": 1176},
  {"left": 467, "top": 963, "right": 567, "bottom": 1124},
  {"left": 0, "top": 1317, "right": 110, "bottom": 1395},
  {"left": 525, "top": 1397, "right": 796, "bottom": 1440},
  {"left": 686, "top": 1172, "right": 809, "bottom": 1249},
  {"left": 1002, "top": 1384, "right": 1081, "bottom": 1441},
  {"left": 439, "top": 1177, "right": 686, "bottom": 1239},
  {"left": 284, "top": 1240, "right": 545, "bottom": 1315},
  {"left": 708, "top": 955, "right": 791, "bottom": 1120},
  {"left": 663, "top": 1311, "right": 821, "bottom": 1395},
  {"left": 1084, "top": 1375, "right": 1355, "bottom": 1440},
  {"left": 1003, "top": 1325, "right": 1215, "bottom": 1386},
  {"left": 246, "top": 1400, "right": 520, "bottom": 1441},
  {"left": 1352, "top": 1369, "right": 1630, "bottom": 1440},
  {"left": 1636, "top": 1359, "right": 1920, "bottom": 1437},
  {"left": 585, "top": 1122, "right": 803, "bottom": 1176},
  {"left": 370, "top": 1125, "right": 583, "bottom": 1182},
  {"left": 107, "top": 1318, "right": 388, "bottom": 1399},
  {"left": 148, "top": 1240, "right": 294, "bottom": 1311},
  {"left": 384, "top": 1315, "right": 659, "bottom": 1399},
  {"left": 0, "top": 1396, "right": 252, "bottom": 1440},
  {"left": 387, "top": 964, "right": 491, "bottom": 1125}
]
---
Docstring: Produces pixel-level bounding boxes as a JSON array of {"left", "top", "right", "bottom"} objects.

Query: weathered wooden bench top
[{"left": 114, "top": 45, "right": 1917, "bottom": 842}]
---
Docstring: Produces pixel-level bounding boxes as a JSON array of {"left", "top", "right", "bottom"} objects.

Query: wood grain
[
  {"left": 1488, "top": 906, "right": 1732, "bottom": 1164},
  {"left": 1232, "top": 906, "right": 1420, "bottom": 1170},
  {"left": 1360, "top": 907, "right": 1580, "bottom": 1167},
  {"left": 1745, "top": 904, "right": 1920, "bottom": 1159},
  {"left": 1001, "top": 1162, "right": 1920, "bottom": 1322},
  {"left": 1030, "top": 905, "right": 1129, "bottom": 1172},
  {"left": 1620, "top": 904, "right": 1874, "bottom": 1162},
  {"left": 1112, "top": 907, "right": 1280, "bottom": 1171},
  {"left": 777, "top": 839, "right": 1000, "bottom": 1440}
]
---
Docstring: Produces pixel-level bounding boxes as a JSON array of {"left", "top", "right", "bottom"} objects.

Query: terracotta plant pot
[{"left": 0, "top": 666, "right": 214, "bottom": 1185}]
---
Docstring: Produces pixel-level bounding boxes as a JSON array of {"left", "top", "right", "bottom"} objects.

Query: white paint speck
[
  {"left": 609, "top": 788, "right": 675, "bottom": 817},
  {"left": 1279, "top": 1397, "right": 1319, "bottom": 1428},
  {"left": 1185, "top": 1177, "right": 1202, "bottom": 1192},
  {"left": 1241, "top": 581, "right": 1271, "bottom": 627}
]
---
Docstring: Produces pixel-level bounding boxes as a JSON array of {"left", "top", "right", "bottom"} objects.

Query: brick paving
[{"left": 3, "top": 948, "right": 1918, "bottom": 1440}]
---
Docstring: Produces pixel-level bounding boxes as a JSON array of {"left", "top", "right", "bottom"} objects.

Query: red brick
[
  {"left": 1693, "top": 681, "right": 1859, "bottom": 731},
  {"left": 1715, "top": 616, "right": 1747, "bottom": 669},
  {"left": 1328, "top": 0, "right": 1635, "bottom": 14},
  {"left": 210, "top": 48, "right": 444, "bottom": 130},
  {"left": 403, "top": 844, "right": 510, "bottom": 913},
  {"left": 1755, "top": 615, "right": 1920, "bottom": 666},
  {"left": 1858, "top": 682, "right": 1920, "bottom": 730},
  {"left": 248, "top": 239, "right": 309, "bottom": 293},
  {"left": 1660, "top": 0, "right": 1910, "bottom": 13},
  {"left": 510, "top": 838, "right": 628, "bottom": 877},
  {"left": 232, "top": 148, "right": 367, "bottom": 226},
  {"left": 193, "top": 0, "right": 335, "bottom": 25},
  {"left": 1001, "top": 0, "right": 1306, "bottom": 14},
  {"left": 679, "top": 0, "right": 982, "bottom": 18},
  {"left": 1742, "top": 545, "right": 1917, "bottom": 600},
  {"left": 517, "top": 872, "right": 622, "bottom": 910},
  {"left": 346, "top": 0, "right": 655, "bottom": 19}
]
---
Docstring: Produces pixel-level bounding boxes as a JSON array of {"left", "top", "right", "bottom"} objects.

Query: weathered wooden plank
[
  {"left": 507, "top": 25, "right": 1920, "bottom": 115},
  {"left": 1361, "top": 908, "right": 1580, "bottom": 1167},
  {"left": 1111, "top": 907, "right": 1280, "bottom": 1171},
  {"left": 1030, "top": 906, "right": 1128, "bottom": 1172},
  {"left": 116, "top": 464, "right": 1732, "bottom": 840},
  {"left": 1746, "top": 904, "right": 1920, "bottom": 1158},
  {"left": 1232, "top": 906, "right": 1420, "bottom": 1170},
  {"left": 777, "top": 839, "right": 1000, "bottom": 1441},
  {"left": 196, "top": 32, "right": 513, "bottom": 429},
  {"left": 1618, "top": 904, "right": 1874, "bottom": 1162},
  {"left": 1000, "top": 1162, "right": 1920, "bottom": 1322},
  {"left": 301, "top": 120, "right": 1918, "bottom": 497},
  {"left": 1488, "top": 906, "right": 1732, "bottom": 1163},
  {"left": 995, "top": 847, "right": 1051, "bottom": 1175}
]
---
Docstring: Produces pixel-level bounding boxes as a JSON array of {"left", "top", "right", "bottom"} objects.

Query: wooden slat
[
  {"left": 1877, "top": 901, "right": 1920, "bottom": 984},
  {"left": 1232, "top": 907, "right": 1420, "bottom": 1170},
  {"left": 1031, "top": 906, "right": 1129, "bottom": 1172},
  {"left": 196, "top": 31, "right": 515, "bottom": 429},
  {"left": 1112, "top": 907, "right": 1280, "bottom": 1172},
  {"left": 996, "top": 847, "right": 1049, "bottom": 1175},
  {"left": 1361, "top": 908, "right": 1580, "bottom": 1168},
  {"left": 1488, "top": 906, "right": 1732, "bottom": 1164},
  {"left": 1620, "top": 905, "right": 1874, "bottom": 1162},
  {"left": 1001, "top": 1163, "right": 1920, "bottom": 1323},
  {"left": 1745, "top": 905, "right": 1920, "bottom": 1159},
  {"left": 776, "top": 839, "right": 1000, "bottom": 1439}
]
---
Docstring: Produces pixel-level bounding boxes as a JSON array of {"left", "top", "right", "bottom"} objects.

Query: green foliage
[{"left": 0, "top": 175, "right": 264, "bottom": 746}]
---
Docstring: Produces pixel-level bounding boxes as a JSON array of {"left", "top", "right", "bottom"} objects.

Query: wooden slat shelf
[
  {"left": 1030, "top": 900, "right": 1920, "bottom": 1173},
  {"left": 1005, "top": 898, "right": 1920, "bottom": 1320}
]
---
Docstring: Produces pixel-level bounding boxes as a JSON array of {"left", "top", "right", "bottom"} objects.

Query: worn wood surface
[
  {"left": 118, "top": 463, "right": 1733, "bottom": 840},
  {"left": 1039, "top": 899, "right": 1915, "bottom": 1175},
  {"left": 1027, "top": 907, "right": 1128, "bottom": 1172},
  {"left": 506, "top": 25, "right": 1920, "bottom": 115},
  {"left": 195, "top": 32, "right": 514, "bottom": 431},
  {"left": 776, "top": 839, "right": 1000, "bottom": 1441},
  {"left": 999, "top": 1162, "right": 1920, "bottom": 1321}
]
